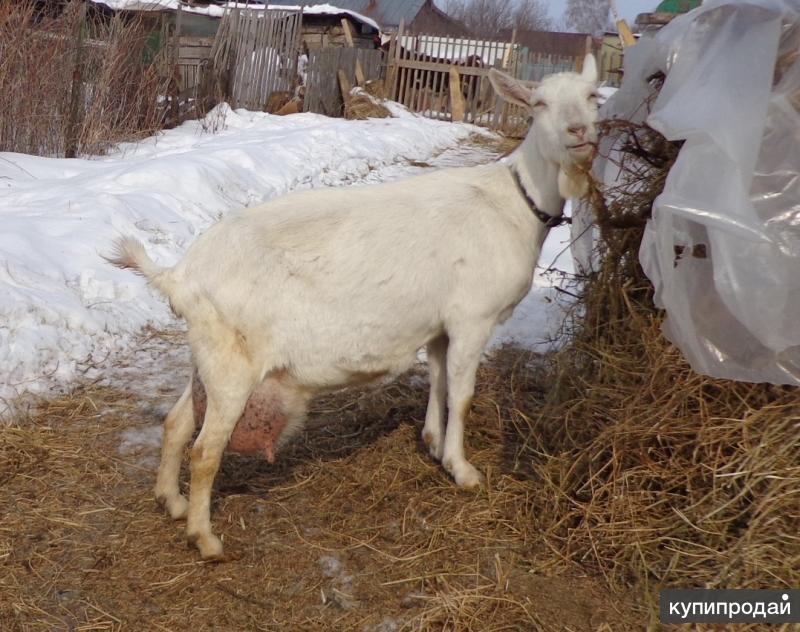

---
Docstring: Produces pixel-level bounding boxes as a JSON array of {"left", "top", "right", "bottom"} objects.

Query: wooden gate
[
  {"left": 211, "top": 8, "right": 303, "bottom": 111},
  {"left": 304, "top": 47, "right": 385, "bottom": 117}
]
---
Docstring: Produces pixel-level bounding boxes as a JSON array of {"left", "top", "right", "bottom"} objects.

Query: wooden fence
[
  {"left": 177, "top": 36, "right": 214, "bottom": 98},
  {"left": 304, "top": 47, "right": 385, "bottom": 116},
  {"left": 514, "top": 48, "right": 582, "bottom": 81},
  {"left": 170, "top": 10, "right": 624, "bottom": 130},
  {"left": 210, "top": 7, "right": 303, "bottom": 111},
  {"left": 388, "top": 26, "right": 589, "bottom": 132},
  {"left": 599, "top": 46, "right": 624, "bottom": 87},
  {"left": 386, "top": 26, "right": 616, "bottom": 134}
]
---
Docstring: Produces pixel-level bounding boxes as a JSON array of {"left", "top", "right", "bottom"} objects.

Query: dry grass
[
  {"left": 3, "top": 121, "right": 797, "bottom": 630},
  {"left": 345, "top": 89, "right": 392, "bottom": 120},
  {"left": 1, "top": 362, "right": 638, "bottom": 631},
  {"left": 0, "top": 0, "right": 174, "bottom": 157}
]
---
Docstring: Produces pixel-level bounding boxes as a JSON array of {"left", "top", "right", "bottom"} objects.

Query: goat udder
[{"left": 191, "top": 372, "right": 288, "bottom": 463}]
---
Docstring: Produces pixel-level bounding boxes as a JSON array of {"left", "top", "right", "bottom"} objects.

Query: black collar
[{"left": 509, "top": 166, "right": 571, "bottom": 229}]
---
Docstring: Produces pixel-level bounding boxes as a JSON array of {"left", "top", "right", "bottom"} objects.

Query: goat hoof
[
  {"left": 166, "top": 496, "right": 189, "bottom": 520},
  {"left": 422, "top": 429, "right": 443, "bottom": 461},
  {"left": 450, "top": 461, "right": 484, "bottom": 490},
  {"left": 155, "top": 493, "right": 189, "bottom": 520},
  {"left": 187, "top": 530, "right": 224, "bottom": 560}
]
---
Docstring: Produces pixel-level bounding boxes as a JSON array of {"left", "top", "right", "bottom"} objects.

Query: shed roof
[
  {"left": 267, "top": 0, "right": 428, "bottom": 28},
  {"left": 87, "top": 1, "right": 380, "bottom": 30}
]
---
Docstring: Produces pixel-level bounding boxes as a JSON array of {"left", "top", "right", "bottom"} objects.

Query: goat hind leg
[
  {"left": 422, "top": 334, "right": 448, "bottom": 461},
  {"left": 185, "top": 368, "right": 255, "bottom": 560},
  {"left": 154, "top": 380, "right": 195, "bottom": 520}
]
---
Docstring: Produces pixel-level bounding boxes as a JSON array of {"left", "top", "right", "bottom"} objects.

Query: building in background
[{"left": 268, "top": 0, "right": 468, "bottom": 34}]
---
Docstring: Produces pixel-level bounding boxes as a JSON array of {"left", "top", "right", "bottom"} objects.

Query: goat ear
[
  {"left": 581, "top": 53, "right": 598, "bottom": 83},
  {"left": 488, "top": 68, "right": 535, "bottom": 110}
]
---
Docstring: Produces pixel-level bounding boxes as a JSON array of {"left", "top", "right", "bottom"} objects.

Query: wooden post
[
  {"left": 502, "top": 27, "right": 517, "bottom": 69},
  {"left": 292, "top": 7, "right": 304, "bottom": 95},
  {"left": 609, "top": 0, "right": 637, "bottom": 47},
  {"left": 449, "top": 67, "right": 465, "bottom": 122},
  {"left": 338, "top": 68, "right": 352, "bottom": 104},
  {"left": 340, "top": 17, "right": 365, "bottom": 86},
  {"left": 65, "top": 2, "right": 87, "bottom": 158},
  {"left": 355, "top": 57, "right": 366, "bottom": 87},
  {"left": 385, "top": 31, "right": 397, "bottom": 97},
  {"left": 340, "top": 17, "right": 355, "bottom": 47},
  {"left": 170, "top": 3, "right": 183, "bottom": 123},
  {"left": 390, "top": 19, "right": 405, "bottom": 102}
]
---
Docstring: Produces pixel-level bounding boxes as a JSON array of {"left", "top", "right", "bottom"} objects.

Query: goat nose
[{"left": 568, "top": 124, "right": 586, "bottom": 137}]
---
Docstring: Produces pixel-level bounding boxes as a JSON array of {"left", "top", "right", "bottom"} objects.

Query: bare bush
[
  {"left": 564, "top": 0, "right": 612, "bottom": 35},
  {"left": 0, "top": 0, "right": 175, "bottom": 157},
  {"left": 444, "top": 0, "right": 553, "bottom": 39}
]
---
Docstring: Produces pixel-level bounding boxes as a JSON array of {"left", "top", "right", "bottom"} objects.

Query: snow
[
  {"left": 0, "top": 104, "right": 576, "bottom": 415},
  {"left": 490, "top": 210, "right": 575, "bottom": 351},
  {"left": 118, "top": 424, "right": 162, "bottom": 453},
  {"left": 88, "top": 1, "right": 381, "bottom": 32}
]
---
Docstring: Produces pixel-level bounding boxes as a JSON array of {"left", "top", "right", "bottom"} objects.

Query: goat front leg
[
  {"left": 422, "top": 334, "right": 448, "bottom": 461},
  {"left": 154, "top": 380, "right": 196, "bottom": 520},
  {"left": 441, "top": 323, "right": 493, "bottom": 489},
  {"left": 186, "top": 372, "right": 254, "bottom": 560}
]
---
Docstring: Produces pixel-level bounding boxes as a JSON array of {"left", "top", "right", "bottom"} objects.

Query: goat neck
[{"left": 507, "top": 133, "right": 565, "bottom": 221}]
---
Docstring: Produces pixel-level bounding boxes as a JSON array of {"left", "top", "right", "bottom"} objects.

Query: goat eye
[
  {"left": 588, "top": 93, "right": 599, "bottom": 102},
  {"left": 533, "top": 100, "right": 547, "bottom": 109}
]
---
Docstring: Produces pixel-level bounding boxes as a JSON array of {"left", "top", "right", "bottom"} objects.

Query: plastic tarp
[{"left": 591, "top": 0, "right": 800, "bottom": 384}]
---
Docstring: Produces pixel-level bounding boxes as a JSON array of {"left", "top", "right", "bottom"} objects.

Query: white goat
[{"left": 109, "top": 55, "right": 600, "bottom": 559}]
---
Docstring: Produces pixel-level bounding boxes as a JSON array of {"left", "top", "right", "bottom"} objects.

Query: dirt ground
[{"left": 1, "top": 329, "right": 642, "bottom": 631}]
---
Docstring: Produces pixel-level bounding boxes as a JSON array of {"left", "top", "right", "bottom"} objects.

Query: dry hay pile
[
  {"left": 1, "top": 375, "right": 639, "bottom": 631},
  {"left": 503, "top": 114, "right": 800, "bottom": 624},
  {"left": 344, "top": 87, "right": 391, "bottom": 120}
]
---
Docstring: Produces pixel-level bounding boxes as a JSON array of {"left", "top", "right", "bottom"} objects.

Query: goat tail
[{"left": 105, "top": 236, "right": 178, "bottom": 300}]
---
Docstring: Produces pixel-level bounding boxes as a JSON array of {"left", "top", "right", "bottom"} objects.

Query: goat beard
[{"left": 558, "top": 161, "right": 591, "bottom": 199}]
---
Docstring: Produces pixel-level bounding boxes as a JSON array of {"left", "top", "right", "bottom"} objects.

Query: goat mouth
[{"left": 567, "top": 142, "right": 597, "bottom": 160}]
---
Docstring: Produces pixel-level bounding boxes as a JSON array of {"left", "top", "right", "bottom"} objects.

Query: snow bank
[
  {"left": 89, "top": 1, "right": 381, "bottom": 32},
  {"left": 0, "top": 104, "right": 481, "bottom": 411}
]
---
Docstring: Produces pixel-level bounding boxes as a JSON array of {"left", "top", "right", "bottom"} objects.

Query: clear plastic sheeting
[{"left": 595, "top": 0, "right": 800, "bottom": 384}]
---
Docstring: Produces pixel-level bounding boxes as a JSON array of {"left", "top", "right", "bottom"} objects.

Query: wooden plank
[
  {"left": 391, "top": 19, "right": 405, "bottom": 101},
  {"left": 180, "top": 36, "right": 215, "bottom": 47},
  {"left": 338, "top": 68, "right": 352, "bottom": 102},
  {"left": 449, "top": 67, "right": 465, "bottom": 122},
  {"left": 178, "top": 47, "right": 212, "bottom": 61},
  {"left": 354, "top": 59, "right": 366, "bottom": 87},
  {"left": 385, "top": 32, "right": 398, "bottom": 97},
  {"left": 340, "top": 17, "right": 355, "bottom": 47},
  {"left": 395, "top": 58, "right": 489, "bottom": 77},
  {"left": 408, "top": 41, "right": 419, "bottom": 112},
  {"left": 291, "top": 9, "right": 304, "bottom": 93}
]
